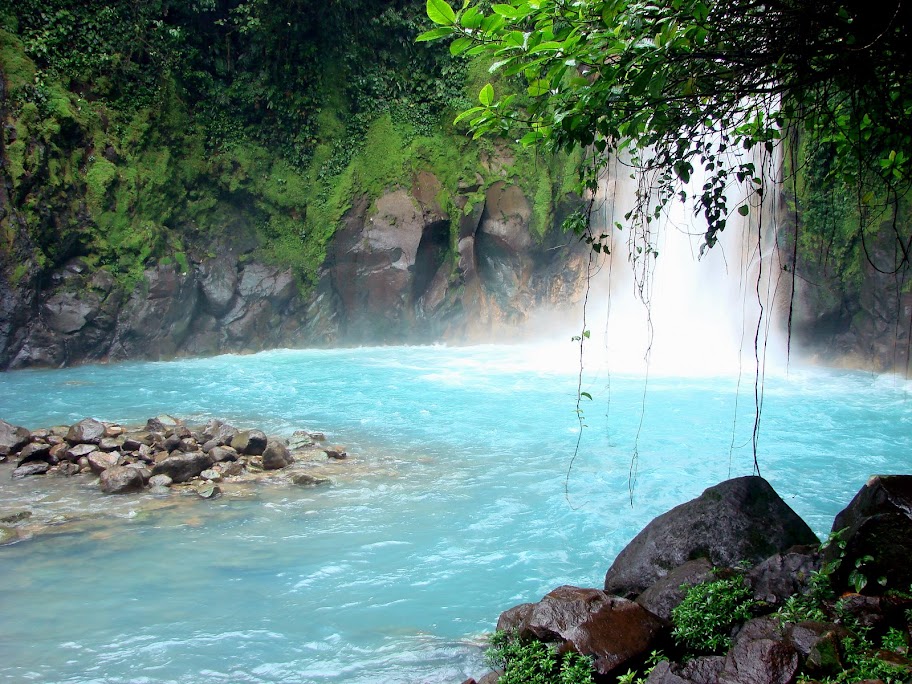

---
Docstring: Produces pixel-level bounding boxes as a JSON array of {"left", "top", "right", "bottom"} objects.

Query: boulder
[
  {"left": 200, "top": 469, "right": 221, "bottom": 481},
  {"left": 87, "top": 451, "right": 118, "bottom": 474},
  {"left": 325, "top": 448, "right": 348, "bottom": 460},
  {"left": 604, "top": 477, "right": 819, "bottom": 597},
  {"left": 64, "top": 443, "right": 98, "bottom": 462},
  {"left": 747, "top": 547, "right": 820, "bottom": 606},
  {"left": 148, "top": 474, "right": 173, "bottom": 488},
  {"left": 66, "top": 418, "right": 106, "bottom": 445},
  {"left": 12, "top": 462, "right": 49, "bottom": 478},
  {"left": 208, "top": 446, "right": 238, "bottom": 463},
  {"left": 507, "top": 585, "right": 667, "bottom": 676},
  {"left": 262, "top": 441, "right": 293, "bottom": 470},
  {"left": 151, "top": 452, "right": 212, "bottom": 483},
  {"left": 717, "top": 625, "right": 800, "bottom": 684},
  {"left": 98, "top": 437, "right": 122, "bottom": 452},
  {"left": 646, "top": 658, "right": 725, "bottom": 684},
  {"left": 16, "top": 441, "right": 52, "bottom": 465},
  {"left": 99, "top": 466, "right": 145, "bottom": 494},
  {"left": 56, "top": 462, "right": 80, "bottom": 476},
  {"left": 636, "top": 558, "right": 715, "bottom": 622},
  {"left": 201, "top": 419, "right": 238, "bottom": 446},
  {"left": 0, "top": 419, "right": 30, "bottom": 452},
  {"left": 230, "top": 430, "right": 267, "bottom": 455},
  {"left": 825, "top": 474, "right": 912, "bottom": 594}
]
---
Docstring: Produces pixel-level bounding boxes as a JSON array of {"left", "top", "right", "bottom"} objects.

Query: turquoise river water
[{"left": 0, "top": 343, "right": 910, "bottom": 683}]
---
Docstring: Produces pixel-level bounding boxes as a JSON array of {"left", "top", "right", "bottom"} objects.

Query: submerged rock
[
  {"left": 292, "top": 473, "right": 331, "bottom": 486},
  {"left": 604, "top": 476, "right": 818, "bottom": 597}
]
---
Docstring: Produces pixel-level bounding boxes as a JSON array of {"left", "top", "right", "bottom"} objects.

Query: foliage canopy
[{"left": 422, "top": 0, "right": 912, "bottom": 260}]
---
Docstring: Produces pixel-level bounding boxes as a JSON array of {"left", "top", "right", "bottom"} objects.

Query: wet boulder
[
  {"left": 65, "top": 443, "right": 98, "bottom": 462},
  {"left": 16, "top": 442, "right": 52, "bottom": 466},
  {"left": 604, "top": 476, "right": 818, "bottom": 597},
  {"left": 99, "top": 465, "right": 145, "bottom": 494},
  {"left": 645, "top": 657, "right": 725, "bottom": 684},
  {"left": 230, "top": 430, "right": 267, "bottom": 456},
  {"left": 636, "top": 558, "right": 715, "bottom": 622},
  {"left": 717, "top": 618, "right": 800, "bottom": 684},
  {"left": 262, "top": 441, "right": 293, "bottom": 470},
  {"left": 12, "top": 462, "right": 49, "bottom": 478},
  {"left": 87, "top": 451, "right": 119, "bottom": 474},
  {"left": 208, "top": 446, "right": 238, "bottom": 463},
  {"left": 824, "top": 474, "right": 912, "bottom": 594},
  {"left": 66, "top": 418, "right": 106, "bottom": 445},
  {"left": 0, "top": 419, "right": 30, "bottom": 452},
  {"left": 747, "top": 547, "right": 820, "bottom": 606},
  {"left": 151, "top": 452, "right": 212, "bottom": 483},
  {"left": 505, "top": 585, "right": 667, "bottom": 677},
  {"left": 291, "top": 473, "right": 331, "bottom": 486}
]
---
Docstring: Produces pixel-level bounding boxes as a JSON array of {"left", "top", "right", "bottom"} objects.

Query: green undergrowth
[{"left": 1, "top": 8, "right": 580, "bottom": 297}]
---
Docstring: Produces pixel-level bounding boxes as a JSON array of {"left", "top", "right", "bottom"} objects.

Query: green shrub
[
  {"left": 486, "top": 630, "right": 595, "bottom": 684},
  {"left": 672, "top": 575, "right": 756, "bottom": 653}
]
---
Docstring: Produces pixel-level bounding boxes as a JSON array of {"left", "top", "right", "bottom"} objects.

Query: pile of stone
[
  {"left": 0, "top": 415, "right": 342, "bottom": 496},
  {"left": 465, "top": 475, "right": 912, "bottom": 684}
]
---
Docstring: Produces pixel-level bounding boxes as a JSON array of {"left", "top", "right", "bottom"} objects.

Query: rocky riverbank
[
  {"left": 0, "top": 415, "right": 356, "bottom": 545},
  {"left": 466, "top": 475, "right": 912, "bottom": 684}
]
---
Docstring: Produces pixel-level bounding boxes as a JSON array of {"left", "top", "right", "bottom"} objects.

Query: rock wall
[
  {"left": 789, "top": 218, "right": 912, "bottom": 374},
  {"left": 0, "top": 171, "right": 591, "bottom": 369}
]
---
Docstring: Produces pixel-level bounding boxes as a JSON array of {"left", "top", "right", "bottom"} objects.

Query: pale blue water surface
[{"left": 0, "top": 344, "right": 910, "bottom": 683}]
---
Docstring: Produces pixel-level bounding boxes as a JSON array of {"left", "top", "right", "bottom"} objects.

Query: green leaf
[
  {"left": 526, "top": 79, "right": 549, "bottom": 96},
  {"left": 416, "top": 26, "right": 455, "bottom": 42},
  {"left": 453, "top": 106, "right": 485, "bottom": 125},
  {"left": 580, "top": 391, "right": 593, "bottom": 400},
  {"left": 737, "top": 204, "right": 749, "bottom": 216},
  {"left": 479, "top": 83, "right": 495, "bottom": 106},
  {"left": 460, "top": 6, "right": 483, "bottom": 29},
  {"left": 427, "top": 0, "right": 456, "bottom": 26},
  {"left": 450, "top": 36, "right": 473, "bottom": 55}
]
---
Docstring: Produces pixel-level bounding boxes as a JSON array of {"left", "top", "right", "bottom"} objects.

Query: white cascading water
[{"left": 525, "top": 147, "right": 791, "bottom": 378}]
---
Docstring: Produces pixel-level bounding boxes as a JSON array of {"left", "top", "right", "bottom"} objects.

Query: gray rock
[
  {"left": 262, "top": 441, "right": 293, "bottom": 470},
  {"left": 200, "top": 469, "right": 221, "bottom": 481},
  {"left": 324, "top": 448, "right": 348, "bottom": 460},
  {"left": 291, "top": 473, "right": 331, "bottom": 486},
  {"left": 604, "top": 477, "right": 818, "bottom": 597},
  {"left": 87, "top": 451, "right": 118, "bottom": 474},
  {"left": 99, "top": 465, "right": 145, "bottom": 494},
  {"left": 201, "top": 419, "right": 238, "bottom": 446},
  {"left": 645, "top": 658, "right": 726, "bottom": 684},
  {"left": 151, "top": 452, "right": 212, "bottom": 483},
  {"left": 199, "top": 257, "right": 238, "bottom": 316},
  {"left": 148, "top": 474, "right": 173, "bottom": 488},
  {"left": 0, "top": 419, "right": 30, "bottom": 452},
  {"left": 0, "top": 510, "right": 32, "bottom": 524},
  {"left": 197, "top": 483, "right": 221, "bottom": 499},
  {"left": 64, "top": 443, "right": 98, "bottom": 461},
  {"left": 747, "top": 547, "right": 820, "bottom": 606},
  {"left": 55, "top": 462, "right": 80, "bottom": 476},
  {"left": 636, "top": 558, "right": 715, "bottom": 622},
  {"left": 208, "top": 446, "right": 239, "bottom": 463},
  {"left": 16, "top": 441, "right": 51, "bottom": 465},
  {"left": 66, "top": 418, "right": 106, "bottom": 445},
  {"left": 98, "top": 437, "right": 122, "bottom": 451},
  {"left": 217, "top": 461, "right": 244, "bottom": 477},
  {"left": 12, "top": 462, "right": 49, "bottom": 478},
  {"left": 230, "top": 430, "right": 267, "bottom": 455}
]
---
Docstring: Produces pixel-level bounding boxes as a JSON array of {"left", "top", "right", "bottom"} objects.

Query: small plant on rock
[
  {"left": 672, "top": 575, "right": 756, "bottom": 653},
  {"left": 486, "top": 630, "right": 595, "bottom": 684}
]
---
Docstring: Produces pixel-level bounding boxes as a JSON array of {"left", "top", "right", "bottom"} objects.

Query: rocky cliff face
[
  {"left": 0, "top": 172, "right": 590, "bottom": 369},
  {"left": 789, "top": 219, "right": 912, "bottom": 374}
]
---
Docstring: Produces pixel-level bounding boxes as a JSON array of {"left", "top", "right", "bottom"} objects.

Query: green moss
[
  {"left": 0, "top": 28, "right": 35, "bottom": 90},
  {"left": 85, "top": 157, "right": 118, "bottom": 212}
]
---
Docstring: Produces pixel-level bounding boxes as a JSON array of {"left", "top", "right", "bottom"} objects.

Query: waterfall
[{"left": 528, "top": 148, "right": 791, "bottom": 378}]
